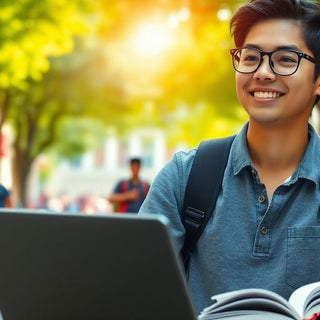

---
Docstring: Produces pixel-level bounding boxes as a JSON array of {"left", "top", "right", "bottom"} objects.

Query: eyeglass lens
[{"left": 233, "top": 48, "right": 299, "bottom": 75}]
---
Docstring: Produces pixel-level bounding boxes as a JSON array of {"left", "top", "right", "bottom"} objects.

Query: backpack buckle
[{"left": 184, "top": 207, "right": 205, "bottom": 231}]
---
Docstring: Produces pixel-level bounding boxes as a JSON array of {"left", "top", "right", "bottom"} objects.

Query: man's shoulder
[
  {"left": 174, "top": 147, "right": 198, "bottom": 166},
  {"left": 114, "top": 179, "right": 129, "bottom": 192},
  {"left": 115, "top": 179, "right": 127, "bottom": 186}
]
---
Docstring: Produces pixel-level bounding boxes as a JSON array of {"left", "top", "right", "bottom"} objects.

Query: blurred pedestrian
[
  {"left": 108, "top": 158, "right": 149, "bottom": 213},
  {"left": 0, "top": 184, "right": 13, "bottom": 208}
]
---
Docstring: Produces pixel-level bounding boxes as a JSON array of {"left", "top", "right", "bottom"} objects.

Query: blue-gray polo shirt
[{"left": 139, "top": 122, "right": 320, "bottom": 315}]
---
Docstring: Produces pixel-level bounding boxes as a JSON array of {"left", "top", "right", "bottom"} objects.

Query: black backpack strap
[{"left": 180, "top": 135, "right": 235, "bottom": 274}]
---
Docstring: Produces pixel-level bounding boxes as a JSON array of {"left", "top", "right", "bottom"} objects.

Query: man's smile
[
  {"left": 249, "top": 88, "right": 285, "bottom": 99},
  {"left": 253, "top": 91, "right": 282, "bottom": 98}
]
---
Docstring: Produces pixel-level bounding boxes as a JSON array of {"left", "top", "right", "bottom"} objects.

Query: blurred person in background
[
  {"left": 0, "top": 184, "right": 13, "bottom": 208},
  {"left": 108, "top": 158, "right": 149, "bottom": 213}
]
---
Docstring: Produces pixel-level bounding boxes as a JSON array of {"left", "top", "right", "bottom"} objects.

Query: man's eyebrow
[{"left": 243, "top": 43, "right": 301, "bottom": 51}]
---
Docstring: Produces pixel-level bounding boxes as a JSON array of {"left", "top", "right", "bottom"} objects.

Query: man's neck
[
  {"left": 246, "top": 120, "right": 310, "bottom": 200},
  {"left": 131, "top": 177, "right": 140, "bottom": 185}
]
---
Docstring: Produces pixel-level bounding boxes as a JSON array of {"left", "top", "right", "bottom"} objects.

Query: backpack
[
  {"left": 180, "top": 135, "right": 235, "bottom": 274},
  {"left": 117, "top": 180, "right": 149, "bottom": 213}
]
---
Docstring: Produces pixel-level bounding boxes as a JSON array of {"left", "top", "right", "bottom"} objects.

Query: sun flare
[{"left": 130, "top": 22, "right": 173, "bottom": 57}]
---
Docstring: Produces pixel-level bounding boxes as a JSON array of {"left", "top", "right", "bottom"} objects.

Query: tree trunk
[{"left": 12, "top": 142, "right": 33, "bottom": 207}]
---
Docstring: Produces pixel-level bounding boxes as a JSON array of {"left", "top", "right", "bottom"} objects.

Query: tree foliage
[
  {"left": 0, "top": 0, "right": 92, "bottom": 88},
  {"left": 0, "top": 0, "right": 248, "bottom": 205},
  {"left": 0, "top": 0, "right": 95, "bottom": 204}
]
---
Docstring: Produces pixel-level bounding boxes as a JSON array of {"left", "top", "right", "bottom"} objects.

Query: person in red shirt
[{"left": 108, "top": 158, "right": 149, "bottom": 213}]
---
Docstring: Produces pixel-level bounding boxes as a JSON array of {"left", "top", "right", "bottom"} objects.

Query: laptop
[{"left": 0, "top": 210, "right": 197, "bottom": 320}]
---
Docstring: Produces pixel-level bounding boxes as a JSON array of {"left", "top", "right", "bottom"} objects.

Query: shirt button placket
[
  {"left": 258, "top": 195, "right": 265, "bottom": 203},
  {"left": 258, "top": 195, "right": 268, "bottom": 234},
  {"left": 261, "top": 226, "right": 268, "bottom": 235}
]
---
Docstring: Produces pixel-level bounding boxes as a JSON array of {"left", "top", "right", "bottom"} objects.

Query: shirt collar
[
  {"left": 231, "top": 122, "right": 251, "bottom": 175},
  {"left": 296, "top": 124, "right": 320, "bottom": 185},
  {"left": 231, "top": 122, "right": 320, "bottom": 185}
]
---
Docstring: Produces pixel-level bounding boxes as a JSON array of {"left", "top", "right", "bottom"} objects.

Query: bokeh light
[{"left": 130, "top": 22, "right": 174, "bottom": 57}]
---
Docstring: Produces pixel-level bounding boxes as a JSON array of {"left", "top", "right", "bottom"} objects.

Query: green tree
[
  {"left": 0, "top": 0, "right": 92, "bottom": 87},
  {"left": 0, "top": 0, "right": 96, "bottom": 204},
  {"left": 5, "top": 44, "right": 130, "bottom": 205},
  {"left": 1, "top": 0, "right": 247, "bottom": 205}
]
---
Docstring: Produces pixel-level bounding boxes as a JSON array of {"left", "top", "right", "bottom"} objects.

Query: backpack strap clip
[{"left": 184, "top": 207, "right": 205, "bottom": 231}]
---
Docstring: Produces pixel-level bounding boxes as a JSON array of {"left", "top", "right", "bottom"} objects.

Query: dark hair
[
  {"left": 130, "top": 158, "right": 141, "bottom": 165},
  {"left": 230, "top": 0, "right": 320, "bottom": 105}
]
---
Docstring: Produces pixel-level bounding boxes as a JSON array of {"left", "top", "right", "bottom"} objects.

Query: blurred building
[{"left": 29, "top": 127, "right": 171, "bottom": 210}]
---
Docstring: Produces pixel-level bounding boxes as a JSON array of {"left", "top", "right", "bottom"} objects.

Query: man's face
[
  {"left": 235, "top": 19, "right": 320, "bottom": 126},
  {"left": 130, "top": 162, "right": 140, "bottom": 178}
]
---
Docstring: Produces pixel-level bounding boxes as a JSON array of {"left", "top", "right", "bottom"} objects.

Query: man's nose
[{"left": 253, "top": 55, "right": 276, "bottom": 80}]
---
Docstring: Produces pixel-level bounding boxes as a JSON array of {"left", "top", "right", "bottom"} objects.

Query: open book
[{"left": 198, "top": 282, "right": 320, "bottom": 320}]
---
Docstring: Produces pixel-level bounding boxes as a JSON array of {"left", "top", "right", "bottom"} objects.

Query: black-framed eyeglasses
[{"left": 230, "top": 47, "right": 317, "bottom": 76}]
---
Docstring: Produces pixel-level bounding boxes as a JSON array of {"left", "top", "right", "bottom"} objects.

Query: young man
[
  {"left": 139, "top": 0, "right": 320, "bottom": 315},
  {"left": 108, "top": 158, "right": 149, "bottom": 213}
]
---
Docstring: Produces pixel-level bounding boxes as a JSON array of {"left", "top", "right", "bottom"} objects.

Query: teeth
[{"left": 254, "top": 91, "right": 280, "bottom": 98}]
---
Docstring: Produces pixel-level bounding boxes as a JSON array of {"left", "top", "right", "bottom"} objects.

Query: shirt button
[
  {"left": 258, "top": 195, "right": 266, "bottom": 203},
  {"left": 261, "top": 226, "right": 268, "bottom": 235}
]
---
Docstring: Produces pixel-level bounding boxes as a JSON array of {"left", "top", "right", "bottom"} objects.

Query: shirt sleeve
[
  {"left": 113, "top": 180, "right": 124, "bottom": 193},
  {"left": 139, "top": 149, "right": 196, "bottom": 251}
]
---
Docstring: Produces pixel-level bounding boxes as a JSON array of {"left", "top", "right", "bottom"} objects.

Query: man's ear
[{"left": 315, "top": 75, "right": 320, "bottom": 96}]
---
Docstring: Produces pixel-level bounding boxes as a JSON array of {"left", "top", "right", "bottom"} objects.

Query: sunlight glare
[
  {"left": 217, "top": 8, "right": 231, "bottom": 21},
  {"left": 177, "top": 8, "right": 190, "bottom": 22},
  {"left": 130, "top": 22, "right": 173, "bottom": 57}
]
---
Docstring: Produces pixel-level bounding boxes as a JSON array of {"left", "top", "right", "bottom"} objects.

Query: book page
[
  {"left": 199, "top": 289, "right": 299, "bottom": 320},
  {"left": 304, "top": 297, "right": 320, "bottom": 319},
  {"left": 206, "top": 297, "right": 297, "bottom": 318},
  {"left": 203, "top": 289, "right": 290, "bottom": 311},
  {"left": 198, "top": 309, "right": 296, "bottom": 320},
  {"left": 289, "top": 282, "right": 320, "bottom": 318}
]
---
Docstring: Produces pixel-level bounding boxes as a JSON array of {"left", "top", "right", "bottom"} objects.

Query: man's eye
[
  {"left": 246, "top": 55, "right": 258, "bottom": 60},
  {"left": 278, "top": 56, "right": 297, "bottom": 63},
  {"left": 274, "top": 51, "right": 299, "bottom": 65},
  {"left": 242, "top": 55, "right": 259, "bottom": 63}
]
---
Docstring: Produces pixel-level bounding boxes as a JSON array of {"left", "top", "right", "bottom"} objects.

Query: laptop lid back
[{"left": 0, "top": 211, "right": 196, "bottom": 320}]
